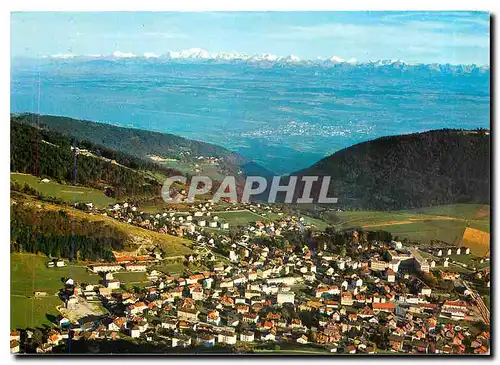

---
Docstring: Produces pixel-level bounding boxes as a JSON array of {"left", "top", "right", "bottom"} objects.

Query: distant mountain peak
[
  {"left": 113, "top": 51, "right": 136, "bottom": 58},
  {"left": 282, "top": 54, "right": 301, "bottom": 63},
  {"left": 37, "top": 50, "right": 490, "bottom": 73},
  {"left": 328, "top": 56, "right": 345, "bottom": 63},
  {"left": 144, "top": 52, "right": 160, "bottom": 59}
]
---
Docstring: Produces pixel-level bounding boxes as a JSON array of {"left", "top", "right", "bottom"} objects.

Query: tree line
[
  {"left": 292, "top": 128, "right": 490, "bottom": 210},
  {"left": 10, "top": 202, "right": 134, "bottom": 261},
  {"left": 11, "top": 119, "right": 184, "bottom": 199}
]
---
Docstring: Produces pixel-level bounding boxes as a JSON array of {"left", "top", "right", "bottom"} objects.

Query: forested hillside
[
  {"left": 11, "top": 120, "right": 181, "bottom": 199},
  {"left": 10, "top": 200, "right": 131, "bottom": 261},
  {"left": 292, "top": 129, "right": 490, "bottom": 210},
  {"left": 10, "top": 197, "right": 191, "bottom": 261},
  {"left": 11, "top": 113, "right": 269, "bottom": 176}
]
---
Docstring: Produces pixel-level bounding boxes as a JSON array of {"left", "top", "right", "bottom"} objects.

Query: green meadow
[
  {"left": 10, "top": 253, "right": 188, "bottom": 330},
  {"left": 11, "top": 253, "right": 100, "bottom": 297},
  {"left": 11, "top": 253, "right": 101, "bottom": 329},
  {"left": 11, "top": 173, "right": 116, "bottom": 208},
  {"left": 327, "top": 204, "right": 490, "bottom": 253},
  {"left": 216, "top": 210, "right": 265, "bottom": 226}
]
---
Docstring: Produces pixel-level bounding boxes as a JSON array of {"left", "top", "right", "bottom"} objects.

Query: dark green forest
[
  {"left": 12, "top": 113, "right": 255, "bottom": 176},
  {"left": 10, "top": 201, "right": 135, "bottom": 261},
  {"left": 292, "top": 129, "right": 490, "bottom": 210},
  {"left": 11, "top": 119, "right": 184, "bottom": 199},
  {"left": 11, "top": 114, "right": 490, "bottom": 211}
]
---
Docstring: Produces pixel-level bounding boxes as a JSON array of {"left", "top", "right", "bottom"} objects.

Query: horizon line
[{"left": 12, "top": 50, "right": 491, "bottom": 68}]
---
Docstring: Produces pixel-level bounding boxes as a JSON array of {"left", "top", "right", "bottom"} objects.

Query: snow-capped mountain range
[
  {"left": 40, "top": 48, "right": 489, "bottom": 72},
  {"left": 46, "top": 48, "right": 307, "bottom": 63}
]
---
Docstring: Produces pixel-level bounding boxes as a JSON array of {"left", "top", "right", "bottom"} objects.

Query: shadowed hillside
[
  {"left": 290, "top": 129, "right": 490, "bottom": 210},
  {"left": 12, "top": 113, "right": 274, "bottom": 177}
]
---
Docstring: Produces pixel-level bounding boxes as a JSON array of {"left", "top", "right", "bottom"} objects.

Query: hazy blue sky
[{"left": 11, "top": 11, "right": 490, "bottom": 64}]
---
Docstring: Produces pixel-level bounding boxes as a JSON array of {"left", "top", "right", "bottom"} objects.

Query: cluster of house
[
  {"left": 90, "top": 253, "right": 160, "bottom": 274},
  {"left": 193, "top": 156, "right": 220, "bottom": 172},
  {"left": 244, "top": 216, "right": 308, "bottom": 237},
  {"left": 12, "top": 192, "right": 489, "bottom": 355},
  {"left": 417, "top": 245, "right": 489, "bottom": 272},
  {"left": 427, "top": 246, "right": 471, "bottom": 257},
  {"left": 73, "top": 199, "right": 305, "bottom": 245},
  {"left": 46, "top": 259, "right": 66, "bottom": 268},
  {"left": 98, "top": 201, "right": 231, "bottom": 236},
  {"left": 12, "top": 226, "right": 489, "bottom": 355}
]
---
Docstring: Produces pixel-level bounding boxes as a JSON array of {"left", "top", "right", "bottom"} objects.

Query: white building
[
  {"left": 277, "top": 292, "right": 295, "bottom": 305},
  {"left": 56, "top": 259, "right": 66, "bottom": 267},
  {"left": 125, "top": 264, "right": 148, "bottom": 272},
  {"left": 130, "top": 326, "right": 141, "bottom": 338},
  {"left": 421, "top": 287, "right": 432, "bottom": 296},
  {"left": 217, "top": 332, "right": 237, "bottom": 345},
  {"left": 240, "top": 331, "right": 255, "bottom": 342},
  {"left": 106, "top": 279, "right": 121, "bottom": 289},
  {"left": 91, "top": 264, "right": 122, "bottom": 273}
]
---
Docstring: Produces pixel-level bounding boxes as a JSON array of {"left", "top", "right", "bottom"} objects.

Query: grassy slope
[
  {"left": 11, "top": 173, "right": 116, "bottom": 208},
  {"left": 10, "top": 253, "right": 185, "bottom": 329},
  {"left": 11, "top": 253, "right": 100, "bottom": 329},
  {"left": 405, "top": 204, "right": 490, "bottom": 232},
  {"left": 406, "top": 204, "right": 490, "bottom": 221},
  {"left": 328, "top": 204, "right": 490, "bottom": 253},
  {"left": 11, "top": 253, "right": 100, "bottom": 296},
  {"left": 12, "top": 197, "right": 193, "bottom": 257}
]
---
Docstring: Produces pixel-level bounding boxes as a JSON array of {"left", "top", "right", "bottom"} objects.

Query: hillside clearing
[
  {"left": 12, "top": 198, "right": 193, "bottom": 257},
  {"left": 11, "top": 173, "right": 116, "bottom": 208},
  {"left": 328, "top": 204, "right": 490, "bottom": 250}
]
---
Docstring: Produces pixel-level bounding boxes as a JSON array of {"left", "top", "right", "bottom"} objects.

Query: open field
[
  {"left": 11, "top": 295, "right": 62, "bottom": 330},
  {"left": 462, "top": 227, "right": 490, "bottom": 256},
  {"left": 406, "top": 204, "right": 490, "bottom": 233},
  {"left": 216, "top": 210, "right": 265, "bottom": 226},
  {"left": 10, "top": 253, "right": 182, "bottom": 329},
  {"left": 11, "top": 253, "right": 100, "bottom": 296},
  {"left": 330, "top": 204, "right": 489, "bottom": 228},
  {"left": 114, "top": 271, "right": 149, "bottom": 285},
  {"left": 11, "top": 173, "right": 116, "bottom": 208},
  {"left": 375, "top": 220, "right": 466, "bottom": 245},
  {"left": 11, "top": 253, "right": 101, "bottom": 329},
  {"left": 327, "top": 204, "right": 490, "bottom": 254}
]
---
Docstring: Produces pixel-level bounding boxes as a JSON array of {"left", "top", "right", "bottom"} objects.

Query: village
[{"left": 11, "top": 200, "right": 491, "bottom": 355}]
